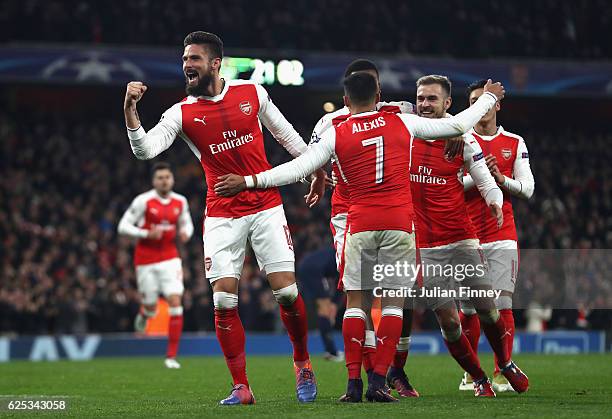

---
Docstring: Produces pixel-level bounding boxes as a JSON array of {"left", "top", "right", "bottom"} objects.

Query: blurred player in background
[
  {"left": 297, "top": 247, "right": 344, "bottom": 362},
  {"left": 123, "top": 31, "right": 324, "bottom": 404},
  {"left": 214, "top": 73, "right": 506, "bottom": 401},
  {"left": 409, "top": 75, "right": 528, "bottom": 396},
  {"left": 460, "top": 79, "right": 535, "bottom": 392},
  {"left": 117, "top": 162, "right": 193, "bottom": 369},
  {"left": 309, "top": 59, "right": 418, "bottom": 397}
]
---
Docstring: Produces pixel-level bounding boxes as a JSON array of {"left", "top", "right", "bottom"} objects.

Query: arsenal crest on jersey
[
  {"left": 239, "top": 101, "right": 252, "bottom": 115},
  {"left": 205, "top": 257, "right": 212, "bottom": 271},
  {"left": 501, "top": 148, "right": 513, "bottom": 160}
]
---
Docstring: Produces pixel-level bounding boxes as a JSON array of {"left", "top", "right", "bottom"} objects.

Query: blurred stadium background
[{"left": 1, "top": 0, "right": 611, "bottom": 361}]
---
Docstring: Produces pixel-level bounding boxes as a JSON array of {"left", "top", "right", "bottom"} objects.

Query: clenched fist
[
  {"left": 124, "top": 81, "right": 148, "bottom": 108},
  {"left": 483, "top": 79, "right": 505, "bottom": 101}
]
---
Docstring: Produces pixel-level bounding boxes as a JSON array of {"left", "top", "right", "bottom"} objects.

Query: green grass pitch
[{"left": 1, "top": 354, "right": 611, "bottom": 418}]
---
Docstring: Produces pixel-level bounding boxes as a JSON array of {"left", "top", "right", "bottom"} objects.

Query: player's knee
[
  {"left": 477, "top": 308, "right": 500, "bottom": 324},
  {"left": 381, "top": 305, "right": 403, "bottom": 319},
  {"left": 439, "top": 314, "right": 461, "bottom": 339},
  {"left": 272, "top": 282, "right": 299, "bottom": 306},
  {"left": 460, "top": 302, "right": 477, "bottom": 316},
  {"left": 213, "top": 292, "right": 239, "bottom": 310},
  {"left": 344, "top": 307, "right": 367, "bottom": 321},
  {"left": 495, "top": 295, "right": 513, "bottom": 310},
  {"left": 168, "top": 306, "right": 183, "bottom": 316},
  {"left": 167, "top": 294, "right": 182, "bottom": 307},
  {"left": 142, "top": 306, "right": 157, "bottom": 318}
]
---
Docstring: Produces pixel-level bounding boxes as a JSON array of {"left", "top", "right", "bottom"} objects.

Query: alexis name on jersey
[{"left": 351, "top": 116, "right": 386, "bottom": 133}]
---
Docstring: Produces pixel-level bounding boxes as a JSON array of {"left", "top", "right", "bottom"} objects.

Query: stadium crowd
[
  {"left": 1, "top": 0, "right": 611, "bottom": 60},
  {"left": 0, "top": 106, "right": 610, "bottom": 335}
]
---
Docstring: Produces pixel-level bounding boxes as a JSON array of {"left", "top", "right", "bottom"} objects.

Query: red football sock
[
  {"left": 373, "top": 308, "right": 403, "bottom": 377},
  {"left": 166, "top": 314, "right": 183, "bottom": 358},
  {"left": 494, "top": 309, "right": 515, "bottom": 373},
  {"left": 343, "top": 308, "right": 366, "bottom": 380},
  {"left": 481, "top": 314, "right": 510, "bottom": 370},
  {"left": 392, "top": 336, "right": 410, "bottom": 369},
  {"left": 459, "top": 311, "right": 481, "bottom": 354},
  {"left": 215, "top": 308, "right": 249, "bottom": 386},
  {"left": 444, "top": 333, "right": 485, "bottom": 381},
  {"left": 279, "top": 294, "right": 309, "bottom": 363}
]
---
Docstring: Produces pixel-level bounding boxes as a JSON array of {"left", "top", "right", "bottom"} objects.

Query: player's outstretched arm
[
  {"left": 402, "top": 79, "right": 504, "bottom": 140},
  {"left": 214, "top": 131, "right": 336, "bottom": 197},
  {"left": 124, "top": 81, "right": 181, "bottom": 160}
]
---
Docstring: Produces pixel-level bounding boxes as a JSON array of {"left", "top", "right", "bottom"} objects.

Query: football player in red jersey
[
  {"left": 459, "top": 80, "right": 535, "bottom": 392},
  {"left": 408, "top": 75, "right": 528, "bottom": 396},
  {"left": 309, "top": 59, "right": 418, "bottom": 397},
  {"left": 123, "top": 31, "right": 324, "bottom": 404},
  {"left": 215, "top": 73, "right": 506, "bottom": 401},
  {"left": 118, "top": 162, "right": 193, "bottom": 369}
]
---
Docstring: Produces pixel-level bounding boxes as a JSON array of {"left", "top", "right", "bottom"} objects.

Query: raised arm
[
  {"left": 463, "top": 136, "right": 503, "bottom": 207},
  {"left": 400, "top": 80, "right": 504, "bottom": 140},
  {"left": 124, "top": 81, "right": 181, "bottom": 160},
  {"left": 256, "top": 84, "right": 308, "bottom": 157}
]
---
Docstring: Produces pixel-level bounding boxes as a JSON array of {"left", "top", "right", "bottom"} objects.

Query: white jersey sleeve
[
  {"left": 397, "top": 92, "right": 497, "bottom": 139},
  {"left": 117, "top": 194, "right": 148, "bottom": 238},
  {"left": 127, "top": 103, "right": 182, "bottom": 160},
  {"left": 502, "top": 137, "right": 535, "bottom": 199},
  {"left": 255, "top": 129, "right": 336, "bottom": 188},
  {"left": 256, "top": 84, "right": 308, "bottom": 157},
  {"left": 176, "top": 194, "right": 194, "bottom": 239},
  {"left": 463, "top": 134, "right": 503, "bottom": 207}
]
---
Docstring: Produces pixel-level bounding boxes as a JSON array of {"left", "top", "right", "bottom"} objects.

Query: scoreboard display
[{"left": 221, "top": 56, "right": 305, "bottom": 86}]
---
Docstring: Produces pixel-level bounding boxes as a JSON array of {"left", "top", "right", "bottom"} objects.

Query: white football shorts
[
  {"left": 481, "top": 239, "right": 519, "bottom": 293},
  {"left": 203, "top": 205, "right": 295, "bottom": 282},
  {"left": 136, "top": 257, "right": 184, "bottom": 305}
]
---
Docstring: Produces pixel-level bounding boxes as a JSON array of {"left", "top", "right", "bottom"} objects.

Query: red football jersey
[
  {"left": 178, "top": 81, "right": 283, "bottom": 217},
  {"left": 333, "top": 111, "right": 414, "bottom": 234},
  {"left": 465, "top": 128, "right": 524, "bottom": 243},
  {"left": 410, "top": 139, "right": 479, "bottom": 248},
  {"left": 131, "top": 190, "right": 186, "bottom": 265},
  {"left": 311, "top": 102, "right": 413, "bottom": 217}
]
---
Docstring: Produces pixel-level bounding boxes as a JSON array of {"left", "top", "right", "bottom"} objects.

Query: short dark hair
[
  {"left": 151, "top": 162, "right": 172, "bottom": 177},
  {"left": 344, "top": 59, "right": 379, "bottom": 78},
  {"left": 467, "top": 79, "right": 488, "bottom": 98},
  {"left": 343, "top": 72, "right": 378, "bottom": 106},
  {"left": 183, "top": 31, "right": 224, "bottom": 59},
  {"left": 416, "top": 75, "right": 452, "bottom": 97}
]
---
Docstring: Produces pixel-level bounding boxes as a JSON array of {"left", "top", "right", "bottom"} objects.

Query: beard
[{"left": 185, "top": 72, "right": 213, "bottom": 96}]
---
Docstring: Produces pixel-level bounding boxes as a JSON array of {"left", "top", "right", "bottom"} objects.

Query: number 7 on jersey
[{"left": 361, "top": 136, "right": 384, "bottom": 184}]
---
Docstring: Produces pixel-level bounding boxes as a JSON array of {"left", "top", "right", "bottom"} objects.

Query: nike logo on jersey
[
  {"left": 377, "top": 336, "right": 387, "bottom": 345},
  {"left": 217, "top": 325, "right": 232, "bottom": 331},
  {"left": 193, "top": 116, "right": 206, "bottom": 125}
]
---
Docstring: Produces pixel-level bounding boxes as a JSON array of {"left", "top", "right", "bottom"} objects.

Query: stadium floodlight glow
[{"left": 220, "top": 56, "right": 305, "bottom": 86}]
